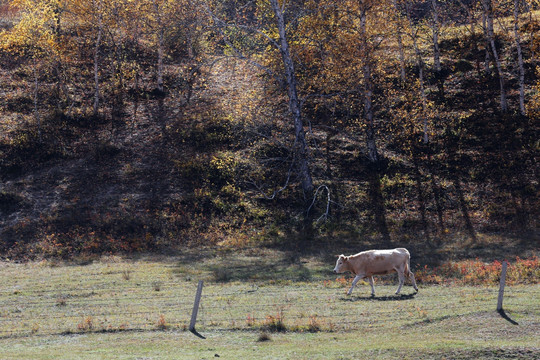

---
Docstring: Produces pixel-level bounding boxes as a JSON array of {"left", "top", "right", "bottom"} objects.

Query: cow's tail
[
  {"left": 401, "top": 249, "right": 412, "bottom": 277},
  {"left": 403, "top": 250, "right": 419, "bottom": 292},
  {"left": 405, "top": 257, "right": 412, "bottom": 277}
]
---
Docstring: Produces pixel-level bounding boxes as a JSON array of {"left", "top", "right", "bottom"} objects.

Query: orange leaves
[
  {"left": 0, "top": 0, "right": 58, "bottom": 56},
  {"left": 415, "top": 256, "right": 540, "bottom": 286}
]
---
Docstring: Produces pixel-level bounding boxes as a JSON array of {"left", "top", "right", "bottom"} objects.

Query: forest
[{"left": 0, "top": 0, "right": 538, "bottom": 259}]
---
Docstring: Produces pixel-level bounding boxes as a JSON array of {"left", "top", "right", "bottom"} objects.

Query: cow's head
[{"left": 333, "top": 254, "right": 349, "bottom": 273}]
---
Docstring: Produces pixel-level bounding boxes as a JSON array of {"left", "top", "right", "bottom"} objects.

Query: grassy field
[{"left": 0, "top": 249, "right": 538, "bottom": 359}]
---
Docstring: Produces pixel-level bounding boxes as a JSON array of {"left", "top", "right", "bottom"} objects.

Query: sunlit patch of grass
[{"left": 0, "top": 253, "right": 538, "bottom": 359}]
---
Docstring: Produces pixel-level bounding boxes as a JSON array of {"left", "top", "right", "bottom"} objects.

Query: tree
[
  {"left": 513, "top": 0, "right": 526, "bottom": 116},
  {"left": 92, "top": 0, "right": 103, "bottom": 117},
  {"left": 430, "top": 0, "right": 442, "bottom": 73},
  {"left": 455, "top": 0, "right": 485, "bottom": 76},
  {"left": 391, "top": 0, "right": 407, "bottom": 83},
  {"left": 268, "top": 0, "right": 314, "bottom": 201},
  {"left": 0, "top": 0, "right": 61, "bottom": 140},
  {"left": 297, "top": 0, "right": 394, "bottom": 240},
  {"left": 208, "top": 0, "right": 314, "bottom": 204},
  {"left": 403, "top": 0, "right": 430, "bottom": 143},
  {"left": 481, "top": 0, "right": 508, "bottom": 112},
  {"left": 358, "top": 0, "right": 380, "bottom": 164}
]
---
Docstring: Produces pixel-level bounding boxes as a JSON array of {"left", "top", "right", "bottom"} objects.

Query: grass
[{"left": 0, "top": 249, "right": 538, "bottom": 359}]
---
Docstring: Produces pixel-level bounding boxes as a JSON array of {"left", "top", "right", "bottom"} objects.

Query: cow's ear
[{"left": 336, "top": 254, "right": 344, "bottom": 259}]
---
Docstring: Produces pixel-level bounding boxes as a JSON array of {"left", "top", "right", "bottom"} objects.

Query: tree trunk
[
  {"left": 360, "top": 8, "right": 379, "bottom": 163},
  {"left": 33, "top": 60, "right": 41, "bottom": 143},
  {"left": 269, "top": 0, "right": 313, "bottom": 200},
  {"left": 431, "top": 0, "right": 446, "bottom": 102},
  {"left": 53, "top": 3, "right": 62, "bottom": 36},
  {"left": 456, "top": 0, "right": 482, "bottom": 77},
  {"left": 482, "top": 0, "right": 508, "bottom": 112},
  {"left": 430, "top": 0, "right": 441, "bottom": 73},
  {"left": 368, "top": 170, "right": 391, "bottom": 244},
  {"left": 93, "top": 0, "right": 103, "bottom": 117},
  {"left": 513, "top": 0, "right": 526, "bottom": 115},
  {"left": 391, "top": 0, "right": 406, "bottom": 83},
  {"left": 152, "top": 0, "right": 164, "bottom": 93},
  {"left": 405, "top": 2, "right": 429, "bottom": 144},
  {"left": 482, "top": 11, "right": 492, "bottom": 74},
  {"left": 427, "top": 153, "right": 445, "bottom": 234},
  {"left": 413, "top": 152, "right": 430, "bottom": 243},
  {"left": 396, "top": 29, "right": 407, "bottom": 83},
  {"left": 454, "top": 177, "right": 477, "bottom": 241}
]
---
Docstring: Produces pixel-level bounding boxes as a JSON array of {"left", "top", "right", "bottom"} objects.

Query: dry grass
[{"left": 0, "top": 248, "right": 538, "bottom": 359}]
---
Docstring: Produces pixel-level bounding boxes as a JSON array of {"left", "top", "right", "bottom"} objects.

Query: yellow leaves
[
  {"left": 0, "top": 1, "right": 58, "bottom": 56},
  {"left": 526, "top": 66, "right": 540, "bottom": 118}
]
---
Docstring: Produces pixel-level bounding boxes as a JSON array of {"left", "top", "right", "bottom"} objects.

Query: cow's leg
[
  {"left": 406, "top": 256, "right": 418, "bottom": 292},
  {"left": 348, "top": 275, "right": 363, "bottom": 295},
  {"left": 368, "top": 276, "right": 375, "bottom": 296},
  {"left": 409, "top": 270, "right": 418, "bottom": 292},
  {"left": 395, "top": 270, "right": 405, "bottom": 295}
]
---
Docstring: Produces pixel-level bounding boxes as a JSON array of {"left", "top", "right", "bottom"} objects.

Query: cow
[{"left": 333, "top": 248, "right": 418, "bottom": 296}]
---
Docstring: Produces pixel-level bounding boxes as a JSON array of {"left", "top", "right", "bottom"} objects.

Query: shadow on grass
[
  {"left": 498, "top": 309, "right": 519, "bottom": 325},
  {"left": 208, "top": 261, "right": 315, "bottom": 283},
  {"left": 172, "top": 248, "right": 330, "bottom": 283},
  {"left": 340, "top": 292, "right": 418, "bottom": 302},
  {"left": 171, "top": 230, "right": 539, "bottom": 284}
]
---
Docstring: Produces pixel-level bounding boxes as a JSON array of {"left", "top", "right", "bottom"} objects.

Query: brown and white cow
[{"left": 333, "top": 248, "right": 418, "bottom": 296}]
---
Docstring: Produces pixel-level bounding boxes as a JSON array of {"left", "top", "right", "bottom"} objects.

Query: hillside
[{"left": 0, "top": 0, "right": 539, "bottom": 260}]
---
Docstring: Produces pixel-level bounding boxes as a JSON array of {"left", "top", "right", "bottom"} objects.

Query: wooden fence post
[
  {"left": 497, "top": 260, "right": 508, "bottom": 312},
  {"left": 189, "top": 280, "right": 205, "bottom": 339}
]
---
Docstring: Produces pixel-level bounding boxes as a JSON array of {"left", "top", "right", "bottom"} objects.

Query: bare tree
[
  {"left": 92, "top": 0, "right": 103, "bottom": 117},
  {"left": 151, "top": 0, "right": 165, "bottom": 92},
  {"left": 513, "top": 0, "right": 526, "bottom": 115},
  {"left": 481, "top": 0, "right": 508, "bottom": 112},
  {"left": 404, "top": 1, "right": 429, "bottom": 144},
  {"left": 391, "top": 0, "right": 407, "bottom": 83},
  {"left": 430, "top": 0, "right": 441, "bottom": 73},
  {"left": 269, "top": 0, "right": 313, "bottom": 199},
  {"left": 207, "top": 1, "right": 314, "bottom": 202},
  {"left": 32, "top": 58, "right": 41, "bottom": 142},
  {"left": 359, "top": 3, "right": 379, "bottom": 163},
  {"left": 456, "top": 0, "right": 484, "bottom": 76}
]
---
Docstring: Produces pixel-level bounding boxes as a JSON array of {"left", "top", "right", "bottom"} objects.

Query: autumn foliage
[
  {"left": 325, "top": 256, "right": 539, "bottom": 287},
  {"left": 415, "top": 256, "right": 540, "bottom": 285},
  {"left": 0, "top": 0, "right": 539, "bottom": 259}
]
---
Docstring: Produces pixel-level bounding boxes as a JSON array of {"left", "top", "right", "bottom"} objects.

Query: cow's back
[
  {"left": 350, "top": 248, "right": 409, "bottom": 276},
  {"left": 395, "top": 248, "right": 410, "bottom": 256}
]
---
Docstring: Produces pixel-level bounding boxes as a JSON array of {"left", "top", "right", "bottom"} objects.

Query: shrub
[
  {"left": 262, "top": 309, "right": 287, "bottom": 333},
  {"left": 257, "top": 332, "right": 272, "bottom": 342},
  {"left": 178, "top": 114, "right": 235, "bottom": 151},
  {"left": 208, "top": 151, "right": 238, "bottom": 188},
  {"left": 414, "top": 256, "right": 539, "bottom": 286},
  {"left": 307, "top": 315, "right": 321, "bottom": 333},
  {"left": 175, "top": 151, "right": 238, "bottom": 190},
  {"left": 77, "top": 316, "right": 94, "bottom": 332},
  {"left": 156, "top": 314, "right": 168, "bottom": 330}
]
